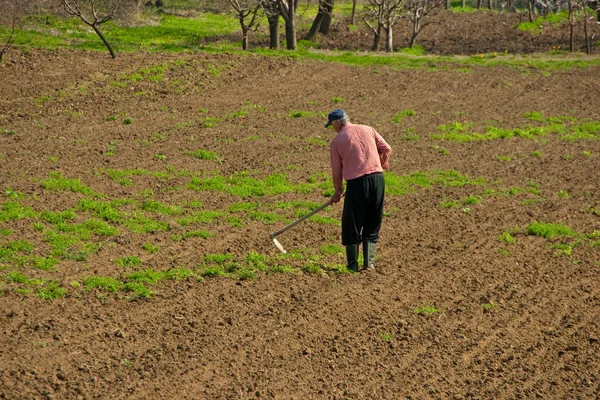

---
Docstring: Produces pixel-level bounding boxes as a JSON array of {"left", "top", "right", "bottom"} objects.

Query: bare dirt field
[{"left": 1, "top": 24, "right": 600, "bottom": 400}]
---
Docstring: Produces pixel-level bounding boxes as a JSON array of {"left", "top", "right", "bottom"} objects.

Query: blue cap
[{"left": 325, "top": 109, "right": 347, "bottom": 128}]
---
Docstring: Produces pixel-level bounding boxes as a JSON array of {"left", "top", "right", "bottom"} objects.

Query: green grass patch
[
  {"left": 0, "top": 202, "right": 39, "bottom": 222},
  {"left": 115, "top": 256, "right": 142, "bottom": 267},
  {"left": 413, "top": 303, "right": 441, "bottom": 316},
  {"left": 526, "top": 221, "right": 577, "bottom": 239},
  {"left": 392, "top": 110, "right": 417, "bottom": 123},
  {"left": 186, "top": 149, "right": 219, "bottom": 161},
  {"left": 40, "top": 172, "right": 98, "bottom": 196}
]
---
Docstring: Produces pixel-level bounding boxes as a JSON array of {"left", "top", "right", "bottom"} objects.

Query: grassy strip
[
  {"left": 5, "top": 13, "right": 599, "bottom": 72},
  {"left": 431, "top": 113, "right": 600, "bottom": 142}
]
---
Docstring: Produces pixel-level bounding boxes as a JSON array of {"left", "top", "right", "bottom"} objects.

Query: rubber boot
[
  {"left": 345, "top": 244, "right": 359, "bottom": 272},
  {"left": 362, "top": 240, "right": 376, "bottom": 270}
]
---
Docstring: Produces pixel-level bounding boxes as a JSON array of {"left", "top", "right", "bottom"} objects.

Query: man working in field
[{"left": 326, "top": 109, "right": 392, "bottom": 272}]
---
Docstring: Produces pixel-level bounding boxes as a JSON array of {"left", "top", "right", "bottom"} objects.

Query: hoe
[{"left": 269, "top": 199, "right": 333, "bottom": 253}]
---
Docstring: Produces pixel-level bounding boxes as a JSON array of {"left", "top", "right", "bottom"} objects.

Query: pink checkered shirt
[{"left": 330, "top": 122, "right": 392, "bottom": 192}]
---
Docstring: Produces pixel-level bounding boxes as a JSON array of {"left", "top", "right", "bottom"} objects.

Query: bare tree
[
  {"left": 229, "top": 0, "right": 263, "bottom": 50},
  {"left": 61, "top": 0, "right": 133, "bottom": 58},
  {"left": 401, "top": 0, "right": 443, "bottom": 48},
  {"left": 364, "top": 0, "right": 403, "bottom": 52},
  {"left": 364, "top": 0, "right": 384, "bottom": 50},
  {"left": 0, "top": 0, "right": 29, "bottom": 61},
  {"left": 275, "top": 0, "right": 299, "bottom": 50},
  {"left": 306, "top": 0, "right": 335, "bottom": 41},
  {"left": 262, "top": 0, "right": 281, "bottom": 49}
]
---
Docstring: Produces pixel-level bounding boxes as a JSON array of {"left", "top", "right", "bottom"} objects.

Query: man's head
[{"left": 325, "top": 109, "right": 349, "bottom": 131}]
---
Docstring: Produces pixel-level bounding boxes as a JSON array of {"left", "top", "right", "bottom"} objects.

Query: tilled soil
[{"left": 0, "top": 41, "right": 599, "bottom": 400}]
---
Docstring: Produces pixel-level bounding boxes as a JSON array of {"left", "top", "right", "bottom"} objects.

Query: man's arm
[
  {"left": 374, "top": 130, "right": 392, "bottom": 169},
  {"left": 330, "top": 144, "right": 344, "bottom": 203}
]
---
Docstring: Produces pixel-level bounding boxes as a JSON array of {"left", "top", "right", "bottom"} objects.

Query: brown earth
[
  {"left": 319, "top": 10, "right": 600, "bottom": 55},
  {"left": 0, "top": 40, "right": 600, "bottom": 400},
  {"left": 222, "top": 9, "right": 600, "bottom": 55}
]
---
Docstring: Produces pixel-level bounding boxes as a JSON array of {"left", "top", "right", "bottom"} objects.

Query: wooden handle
[{"left": 270, "top": 199, "right": 332, "bottom": 238}]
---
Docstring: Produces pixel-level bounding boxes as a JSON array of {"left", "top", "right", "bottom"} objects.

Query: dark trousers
[{"left": 341, "top": 172, "right": 385, "bottom": 246}]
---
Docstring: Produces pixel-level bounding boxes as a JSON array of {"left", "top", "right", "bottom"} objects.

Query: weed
[
  {"left": 392, "top": 109, "right": 417, "bottom": 123},
  {"left": 141, "top": 199, "right": 185, "bottom": 216},
  {"left": 482, "top": 302, "right": 497, "bottom": 311},
  {"left": 462, "top": 195, "right": 481, "bottom": 205},
  {"left": 142, "top": 242, "right": 160, "bottom": 253},
  {"left": 441, "top": 200, "right": 460, "bottom": 208},
  {"left": 270, "top": 264, "right": 297, "bottom": 274},
  {"left": 0, "top": 202, "right": 38, "bottom": 222},
  {"left": 582, "top": 150, "right": 592, "bottom": 157},
  {"left": 34, "top": 256, "right": 60, "bottom": 271},
  {"left": 332, "top": 97, "right": 344, "bottom": 103},
  {"left": 124, "top": 214, "right": 169, "bottom": 233},
  {"left": 0, "top": 228, "right": 12, "bottom": 236},
  {"left": 237, "top": 268, "right": 257, "bottom": 280},
  {"left": 302, "top": 261, "right": 323, "bottom": 273},
  {"left": 289, "top": 110, "right": 313, "bottom": 118},
  {"left": 124, "top": 282, "right": 153, "bottom": 299},
  {"left": 498, "top": 248, "right": 510, "bottom": 256},
  {"left": 40, "top": 172, "right": 98, "bottom": 196},
  {"left": 106, "top": 141, "right": 117, "bottom": 156},
  {"left": 496, "top": 155, "right": 515, "bottom": 161},
  {"left": 201, "top": 266, "right": 226, "bottom": 277},
  {"left": 319, "top": 244, "right": 344, "bottom": 255},
  {"left": 557, "top": 190, "right": 570, "bottom": 199},
  {"left": 126, "top": 269, "right": 162, "bottom": 284},
  {"left": 2, "top": 129, "right": 16, "bottom": 136},
  {"left": 413, "top": 303, "right": 441, "bottom": 316},
  {"left": 531, "top": 151, "right": 542, "bottom": 158},
  {"left": 201, "top": 117, "right": 220, "bottom": 127},
  {"left": 172, "top": 230, "right": 212, "bottom": 241},
  {"left": 115, "top": 256, "right": 142, "bottom": 267},
  {"left": 498, "top": 231, "right": 517, "bottom": 244},
  {"left": 83, "top": 276, "right": 123, "bottom": 292},
  {"left": 380, "top": 332, "right": 393, "bottom": 341},
  {"left": 526, "top": 221, "right": 577, "bottom": 239},
  {"left": 123, "top": 118, "right": 133, "bottom": 125},
  {"left": 36, "top": 281, "right": 66, "bottom": 300},
  {"left": 186, "top": 149, "right": 219, "bottom": 161}
]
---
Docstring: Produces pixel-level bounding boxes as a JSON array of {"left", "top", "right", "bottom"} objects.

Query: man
[{"left": 326, "top": 109, "right": 392, "bottom": 272}]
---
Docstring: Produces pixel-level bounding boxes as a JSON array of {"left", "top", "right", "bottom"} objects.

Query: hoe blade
[{"left": 272, "top": 237, "right": 287, "bottom": 254}]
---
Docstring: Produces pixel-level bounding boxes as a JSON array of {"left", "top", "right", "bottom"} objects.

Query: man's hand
[{"left": 331, "top": 191, "right": 345, "bottom": 204}]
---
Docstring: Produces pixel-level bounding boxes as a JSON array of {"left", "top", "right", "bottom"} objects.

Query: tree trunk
[
  {"left": 528, "top": 0, "right": 534, "bottom": 22},
  {"left": 92, "top": 23, "right": 116, "bottom": 59},
  {"left": 385, "top": 27, "right": 393, "bottom": 52},
  {"left": 285, "top": 16, "right": 297, "bottom": 50},
  {"left": 477, "top": 0, "right": 482, "bottom": 10},
  {"left": 461, "top": 0, "right": 465, "bottom": 8},
  {"left": 488, "top": 0, "right": 493, "bottom": 10},
  {"left": 319, "top": 0, "right": 334, "bottom": 35},
  {"left": 446, "top": 0, "right": 450, "bottom": 10},
  {"left": 306, "top": 9, "right": 324, "bottom": 41},
  {"left": 307, "top": 0, "right": 326, "bottom": 40},
  {"left": 242, "top": 27, "right": 249, "bottom": 50},
  {"left": 351, "top": 0, "right": 357, "bottom": 24},
  {"left": 268, "top": 13, "right": 280, "bottom": 49},
  {"left": 569, "top": 0, "right": 574, "bottom": 52},
  {"left": 410, "top": 18, "right": 421, "bottom": 47},
  {"left": 372, "top": 28, "right": 381, "bottom": 51}
]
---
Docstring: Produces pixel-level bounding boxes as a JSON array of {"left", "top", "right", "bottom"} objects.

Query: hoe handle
[{"left": 270, "top": 199, "right": 332, "bottom": 238}]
